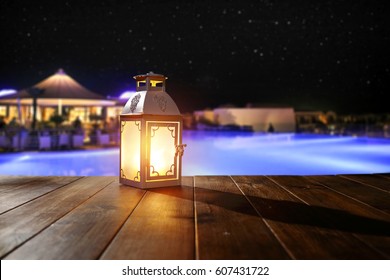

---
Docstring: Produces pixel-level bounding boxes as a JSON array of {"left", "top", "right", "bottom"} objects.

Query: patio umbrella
[
  {"left": 27, "top": 87, "right": 45, "bottom": 130},
  {"left": 0, "top": 69, "right": 115, "bottom": 108}
]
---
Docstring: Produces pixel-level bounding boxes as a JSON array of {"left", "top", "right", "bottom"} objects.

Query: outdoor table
[{"left": 0, "top": 174, "right": 389, "bottom": 259}]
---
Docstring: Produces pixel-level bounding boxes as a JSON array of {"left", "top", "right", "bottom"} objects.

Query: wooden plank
[
  {"left": 0, "top": 176, "right": 47, "bottom": 191},
  {"left": 268, "top": 176, "right": 390, "bottom": 259},
  {"left": 194, "top": 176, "right": 290, "bottom": 260},
  {"left": 0, "top": 176, "right": 82, "bottom": 214},
  {"left": 232, "top": 176, "right": 385, "bottom": 259},
  {"left": 181, "top": 176, "right": 194, "bottom": 188},
  {"left": 0, "top": 176, "right": 115, "bottom": 258},
  {"left": 309, "top": 175, "right": 390, "bottom": 215},
  {"left": 100, "top": 185, "right": 195, "bottom": 260},
  {"left": 0, "top": 175, "right": 29, "bottom": 184},
  {"left": 5, "top": 180, "right": 145, "bottom": 259},
  {"left": 340, "top": 174, "right": 390, "bottom": 193},
  {"left": 378, "top": 173, "right": 390, "bottom": 179}
]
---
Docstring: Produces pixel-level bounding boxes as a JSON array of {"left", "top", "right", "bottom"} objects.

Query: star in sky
[{"left": 0, "top": 0, "right": 389, "bottom": 113}]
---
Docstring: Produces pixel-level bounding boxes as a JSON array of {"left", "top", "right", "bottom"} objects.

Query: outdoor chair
[
  {"left": 39, "top": 135, "right": 51, "bottom": 150},
  {"left": 12, "top": 133, "right": 29, "bottom": 151},
  {"left": 72, "top": 134, "right": 84, "bottom": 148},
  {"left": 58, "top": 133, "right": 70, "bottom": 149},
  {"left": 98, "top": 133, "right": 110, "bottom": 146},
  {"left": 0, "top": 133, "right": 29, "bottom": 151},
  {"left": 0, "top": 135, "right": 7, "bottom": 149}
]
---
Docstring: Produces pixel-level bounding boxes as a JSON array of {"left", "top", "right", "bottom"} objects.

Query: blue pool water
[{"left": 0, "top": 131, "right": 390, "bottom": 176}]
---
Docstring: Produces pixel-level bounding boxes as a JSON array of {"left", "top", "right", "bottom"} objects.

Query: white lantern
[{"left": 120, "top": 72, "right": 186, "bottom": 188}]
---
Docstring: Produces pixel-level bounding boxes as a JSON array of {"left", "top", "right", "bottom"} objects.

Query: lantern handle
[{"left": 175, "top": 144, "right": 187, "bottom": 157}]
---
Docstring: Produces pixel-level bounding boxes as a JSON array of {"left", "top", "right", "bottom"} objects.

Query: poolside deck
[{"left": 0, "top": 174, "right": 389, "bottom": 260}]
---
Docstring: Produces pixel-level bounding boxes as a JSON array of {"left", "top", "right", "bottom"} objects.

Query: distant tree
[
  {"left": 27, "top": 87, "right": 45, "bottom": 131},
  {"left": 49, "top": 114, "right": 65, "bottom": 128}
]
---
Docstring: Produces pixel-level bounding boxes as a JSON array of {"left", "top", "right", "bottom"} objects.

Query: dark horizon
[{"left": 1, "top": 1, "right": 389, "bottom": 114}]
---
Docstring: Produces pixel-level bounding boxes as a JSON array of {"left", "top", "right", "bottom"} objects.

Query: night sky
[{"left": 1, "top": 0, "right": 389, "bottom": 114}]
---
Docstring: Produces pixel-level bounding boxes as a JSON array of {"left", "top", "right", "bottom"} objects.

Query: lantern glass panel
[
  {"left": 147, "top": 121, "right": 179, "bottom": 181},
  {"left": 120, "top": 120, "right": 141, "bottom": 182}
]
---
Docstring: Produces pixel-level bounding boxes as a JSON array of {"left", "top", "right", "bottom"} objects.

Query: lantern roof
[
  {"left": 121, "top": 72, "right": 180, "bottom": 115},
  {"left": 133, "top": 72, "right": 167, "bottom": 81}
]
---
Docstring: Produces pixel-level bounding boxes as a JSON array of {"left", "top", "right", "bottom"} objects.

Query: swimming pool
[{"left": 0, "top": 131, "right": 390, "bottom": 176}]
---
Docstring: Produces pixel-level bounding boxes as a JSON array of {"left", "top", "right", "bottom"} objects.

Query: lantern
[{"left": 120, "top": 72, "right": 186, "bottom": 188}]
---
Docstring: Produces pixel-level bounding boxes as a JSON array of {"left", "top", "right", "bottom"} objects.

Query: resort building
[
  {"left": 194, "top": 105, "right": 296, "bottom": 132},
  {"left": 0, "top": 69, "right": 118, "bottom": 150},
  {"left": 295, "top": 110, "right": 337, "bottom": 133},
  {"left": 0, "top": 69, "right": 115, "bottom": 126}
]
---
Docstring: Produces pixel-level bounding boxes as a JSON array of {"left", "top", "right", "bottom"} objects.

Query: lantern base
[{"left": 120, "top": 177, "right": 182, "bottom": 189}]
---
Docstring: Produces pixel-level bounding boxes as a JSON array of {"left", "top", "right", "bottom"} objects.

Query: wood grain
[
  {"left": 340, "top": 174, "right": 390, "bottom": 193},
  {"left": 378, "top": 173, "right": 390, "bottom": 179},
  {"left": 194, "top": 176, "right": 290, "bottom": 259},
  {"left": 0, "top": 176, "right": 48, "bottom": 191},
  {"left": 0, "top": 176, "right": 81, "bottom": 214},
  {"left": 1, "top": 175, "right": 389, "bottom": 260},
  {"left": 268, "top": 175, "right": 390, "bottom": 259},
  {"left": 100, "top": 185, "right": 195, "bottom": 260},
  {"left": 5, "top": 180, "right": 145, "bottom": 259},
  {"left": 0, "top": 176, "right": 30, "bottom": 185},
  {"left": 309, "top": 175, "right": 390, "bottom": 214},
  {"left": 232, "top": 175, "right": 385, "bottom": 259},
  {"left": 0, "top": 176, "right": 115, "bottom": 258}
]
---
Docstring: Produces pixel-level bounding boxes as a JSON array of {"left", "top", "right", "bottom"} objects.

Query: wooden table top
[{"left": 0, "top": 174, "right": 389, "bottom": 260}]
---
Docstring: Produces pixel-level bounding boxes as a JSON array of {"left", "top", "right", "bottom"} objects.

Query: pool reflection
[{"left": 0, "top": 132, "right": 389, "bottom": 176}]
